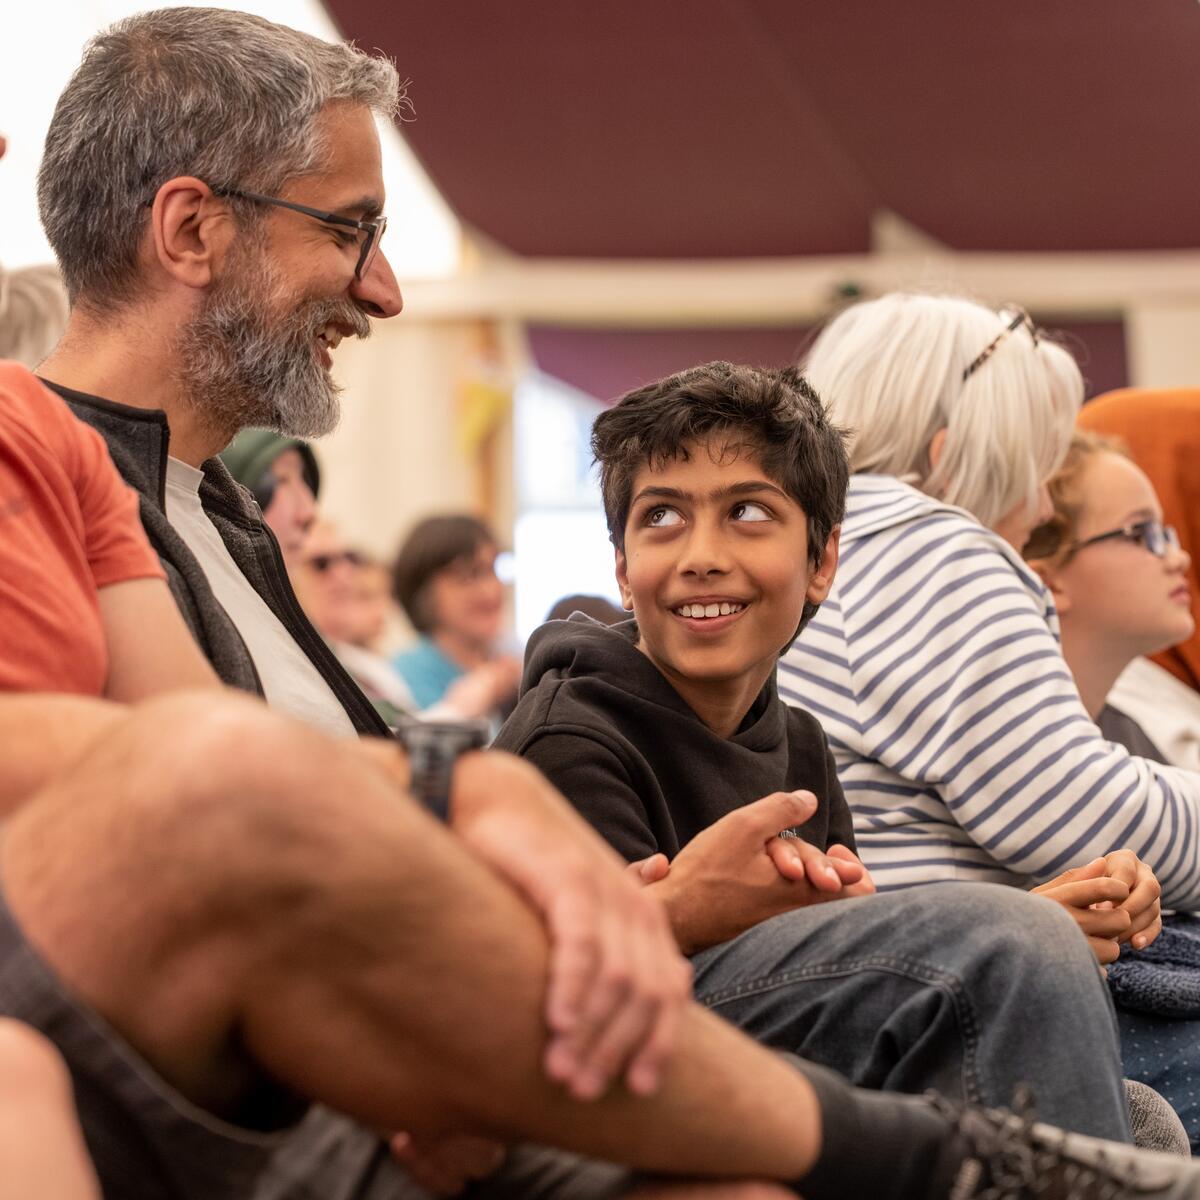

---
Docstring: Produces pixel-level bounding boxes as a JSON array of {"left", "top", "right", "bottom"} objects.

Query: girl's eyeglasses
[{"left": 1065, "top": 519, "right": 1181, "bottom": 561}]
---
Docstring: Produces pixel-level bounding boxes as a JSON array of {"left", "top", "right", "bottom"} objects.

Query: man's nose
[{"left": 351, "top": 249, "right": 403, "bottom": 319}]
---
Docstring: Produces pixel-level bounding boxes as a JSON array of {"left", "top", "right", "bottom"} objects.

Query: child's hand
[
  {"left": 1032, "top": 858, "right": 1132, "bottom": 964},
  {"left": 766, "top": 839, "right": 875, "bottom": 898},
  {"left": 649, "top": 790, "right": 866, "bottom": 954},
  {"left": 1102, "top": 849, "right": 1163, "bottom": 950}
]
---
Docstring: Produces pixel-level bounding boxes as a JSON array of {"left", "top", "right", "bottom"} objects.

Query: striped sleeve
[{"left": 782, "top": 507, "right": 1200, "bottom": 911}]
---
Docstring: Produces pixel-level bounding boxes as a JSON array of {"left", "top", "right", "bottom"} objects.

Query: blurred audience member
[
  {"left": 391, "top": 514, "right": 522, "bottom": 719},
  {"left": 293, "top": 520, "right": 409, "bottom": 720},
  {"left": 545, "top": 593, "right": 626, "bottom": 626},
  {"left": 297, "top": 522, "right": 507, "bottom": 725},
  {"left": 219, "top": 428, "right": 319, "bottom": 568},
  {"left": 0, "top": 137, "right": 69, "bottom": 370},
  {"left": 1079, "top": 390, "right": 1200, "bottom": 770}
]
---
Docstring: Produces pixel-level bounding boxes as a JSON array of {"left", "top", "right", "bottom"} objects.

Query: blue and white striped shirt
[{"left": 779, "top": 474, "right": 1200, "bottom": 910}]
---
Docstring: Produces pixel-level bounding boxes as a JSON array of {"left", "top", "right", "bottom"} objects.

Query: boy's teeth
[{"left": 677, "top": 602, "right": 744, "bottom": 619}]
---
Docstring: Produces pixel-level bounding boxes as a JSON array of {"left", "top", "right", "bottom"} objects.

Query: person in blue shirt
[{"left": 391, "top": 513, "right": 522, "bottom": 718}]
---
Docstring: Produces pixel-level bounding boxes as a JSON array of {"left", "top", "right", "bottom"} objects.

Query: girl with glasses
[
  {"left": 1024, "top": 431, "right": 1193, "bottom": 758},
  {"left": 1025, "top": 430, "right": 1200, "bottom": 1151},
  {"left": 1077, "top": 390, "right": 1200, "bottom": 773}
]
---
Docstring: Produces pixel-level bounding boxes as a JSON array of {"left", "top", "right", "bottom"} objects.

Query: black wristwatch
[{"left": 393, "top": 719, "right": 489, "bottom": 821}]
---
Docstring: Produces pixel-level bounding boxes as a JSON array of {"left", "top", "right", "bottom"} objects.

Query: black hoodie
[{"left": 494, "top": 615, "right": 855, "bottom": 862}]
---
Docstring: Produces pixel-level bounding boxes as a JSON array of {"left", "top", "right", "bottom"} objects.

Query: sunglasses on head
[{"left": 962, "top": 306, "right": 1041, "bottom": 382}]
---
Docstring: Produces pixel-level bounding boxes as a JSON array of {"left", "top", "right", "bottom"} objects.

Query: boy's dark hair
[
  {"left": 392, "top": 514, "right": 496, "bottom": 634},
  {"left": 591, "top": 361, "right": 850, "bottom": 634}
]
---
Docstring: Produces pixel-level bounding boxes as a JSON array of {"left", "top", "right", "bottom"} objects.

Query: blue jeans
[{"left": 691, "top": 881, "right": 1131, "bottom": 1143}]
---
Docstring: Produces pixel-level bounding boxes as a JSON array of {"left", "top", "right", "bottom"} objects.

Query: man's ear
[
  {"left": 148, "top": 177, "right": 235, "bottom": 291},
  {"left": 1027, "top": 556, "right": 1073, "bottom": 616},
  {"left": 805, "top": 525, "right": 842, "bottom": 606},
  {"left": 614, "top": 544, "right": 635, "bottom": 611}
]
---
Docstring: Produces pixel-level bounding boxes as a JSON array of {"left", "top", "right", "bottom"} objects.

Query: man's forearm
[{"left": 0, "top": 696, "right": 126, "bottom": 817}]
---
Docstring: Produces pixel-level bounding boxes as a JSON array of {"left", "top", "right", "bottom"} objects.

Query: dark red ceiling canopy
[{"left": 327, "top": 0, "right": 1200, "bottom": 258}]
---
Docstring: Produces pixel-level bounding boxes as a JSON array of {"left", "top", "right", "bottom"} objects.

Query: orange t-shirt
[{"left": 0, "top": 361, "right": 165, "bottom": 696}]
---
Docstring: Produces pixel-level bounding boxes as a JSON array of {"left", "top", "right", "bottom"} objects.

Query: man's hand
[
  {"left": 1102, "top": 849, "right": 1162, "bottom": 951},
  {"left": 448, "top": 751, "right": 693, "bottom": 1102},
  {"left": 647, "top": 791, "right": 865, "bottom": 956},
  {"left": 389, "top": 1131, "right": 506, "bottom": 1197},
  {"left": 1032, "top": 858, "right": 1133, "bottom": 965}
]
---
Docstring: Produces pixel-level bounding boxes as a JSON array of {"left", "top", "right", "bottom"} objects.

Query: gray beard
[{"left": 176, "top": 253, "right": 370, "bottom": 443}]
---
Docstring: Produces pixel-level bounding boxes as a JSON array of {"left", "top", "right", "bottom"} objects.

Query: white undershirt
[{"left": 164, "top": 458, "right": 355, "bottom": 739}]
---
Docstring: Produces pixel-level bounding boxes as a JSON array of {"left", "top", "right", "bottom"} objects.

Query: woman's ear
[
  {"left": 1027, "top": 556, "right": 1073, "bottom": 617},
  {"left": 928, "top": 428, "right": 948, "bottom": 473}
]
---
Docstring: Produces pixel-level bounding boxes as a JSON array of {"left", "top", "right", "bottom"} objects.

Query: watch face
[{"left": 395, "top": 718, "right": 489, "bottom": 753}]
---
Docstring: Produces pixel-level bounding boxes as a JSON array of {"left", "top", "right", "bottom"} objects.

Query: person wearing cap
[{"left": 220, "top": 428, "right": 320, "bottom": 568}]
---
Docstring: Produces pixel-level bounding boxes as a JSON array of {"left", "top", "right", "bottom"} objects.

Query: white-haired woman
[{"left": 779, "top": 294, "right": 1200, "bottom": 1124}]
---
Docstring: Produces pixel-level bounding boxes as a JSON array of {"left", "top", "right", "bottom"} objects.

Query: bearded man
[{"left": 36, "top": 8, "right": 402, "bottom": 739}]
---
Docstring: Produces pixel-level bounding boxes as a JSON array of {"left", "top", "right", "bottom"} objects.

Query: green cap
[{"left": 219, "top": 428, "right": 321, "bottom": 506}]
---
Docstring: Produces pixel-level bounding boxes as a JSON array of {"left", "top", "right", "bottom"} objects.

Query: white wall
[{"left": 1127, "top": 304, "right": 1200, "bottom": 389}]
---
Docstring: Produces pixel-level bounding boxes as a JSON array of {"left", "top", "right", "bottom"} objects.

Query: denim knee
[{"left": 934, "top": 882, "right": 1102, "bottom": 989}]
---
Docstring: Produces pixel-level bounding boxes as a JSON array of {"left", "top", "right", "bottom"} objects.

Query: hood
[
  {"left": 840, "top": 473, "right": 973, "bottom": 541},
  {"left": 521, "top": 612, "right": 783, "bottom": 747},
  {"left": 841, "top": 472, "right": 1048, "bottom": 595},
  {"left": 522, "top": 613, "right": 660, "bottom": 698}
]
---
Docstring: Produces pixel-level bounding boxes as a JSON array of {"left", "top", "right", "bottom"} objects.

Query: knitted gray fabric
[{"left": 1127, "top": 1079, "right": 1191, "bottom": 1156}]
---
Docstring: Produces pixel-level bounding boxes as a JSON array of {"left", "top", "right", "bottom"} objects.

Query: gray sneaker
[{"left": 939, "top": 1092, "right": 1200, "bottom": 1199}]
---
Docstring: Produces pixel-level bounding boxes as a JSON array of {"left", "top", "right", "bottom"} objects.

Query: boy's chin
[{"left": 653, "top": 644, "right": 765, "bottom": 686}]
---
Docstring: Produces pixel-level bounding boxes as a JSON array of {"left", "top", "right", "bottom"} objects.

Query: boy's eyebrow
[
  {"left": 631, "top": 481, "right": 791, "bottom": 506},
  {"left": 710, "top": 481, "right": 791, "bottom": 503}
]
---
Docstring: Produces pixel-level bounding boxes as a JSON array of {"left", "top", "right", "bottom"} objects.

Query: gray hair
[
  {"left": 38, "top": 7, "right": 404, "bottom": 308},
  {"left": 804, "top": 293, "right": 1084, "bottom": 531}
]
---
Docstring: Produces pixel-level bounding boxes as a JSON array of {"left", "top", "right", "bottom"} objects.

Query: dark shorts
[
  {"left": 254, "top": 1108, "right": 634, "bottom": 1200},
  {"left": 0, "top": 881, "right": 305, "bottom": 1200}
]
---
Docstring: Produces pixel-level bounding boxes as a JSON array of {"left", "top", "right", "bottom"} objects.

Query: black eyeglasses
[
  {"left": 212, "top": 186, "right": 386, "bottom": 281},
  {"left": 1066, "top": 519, "right": 1181, "bottom": 560},
  {"left": 962, "top": 306, "right": 1041, "bottom": 382},
  {"left": 305, "top": 550, "right": 365, "bottom": 573}
]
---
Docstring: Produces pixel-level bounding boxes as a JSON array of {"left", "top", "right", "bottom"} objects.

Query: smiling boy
[
  {"left": 494, "top": 362, "right": 1146, "bottom": 1144},
  {"left": 497, "top": 361, "right": 866, "bottom": 956}
]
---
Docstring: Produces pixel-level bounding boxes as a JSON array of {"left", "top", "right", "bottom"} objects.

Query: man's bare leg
[
  {"left": 0, "top": 1021, "right": 101, "bottom": 1200},
  {"left": 1, "top": 693, "right": 821, "bottom": 1184}
]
